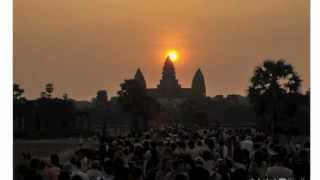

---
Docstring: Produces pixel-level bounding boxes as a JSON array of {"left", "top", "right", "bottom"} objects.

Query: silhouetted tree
[
  {"left": 13, "top": 83, "right": 25, "bottom": 102},
  {"left": 118, "top": 79, "right": 147, "bottom": 130},
  {"left": 118, "top": 79, "right": 160, "bottom": 130},
  {"left": 248, "top": 59, "right": 302, "bottom": 134},
  {"left": 62, "top": 93, "right": 68, "bottom": 100},
  {"left": 306, "top": 89, "right": 310, "bottom": 105},
  {"left": 40, "top": 91, "right": 48, "bottom": 99},
  {"left": 45, "top": 83, "right": 54, "bottom": 98},
  {"left": 13, "top": 83, "right": 27, "bottom": 136}
]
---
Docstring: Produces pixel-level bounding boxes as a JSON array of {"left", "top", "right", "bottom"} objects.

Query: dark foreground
[{"left": 14, "top": 127, "right": 310, "bottom": 180}]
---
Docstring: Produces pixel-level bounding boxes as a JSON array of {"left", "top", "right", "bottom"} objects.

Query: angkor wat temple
[{"left": 134, "top": 57, "right": 206, "bottom": 99}]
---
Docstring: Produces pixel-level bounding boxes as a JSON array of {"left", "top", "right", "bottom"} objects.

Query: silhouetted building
[
  {"left": 90, "top": 97, "right": 134, "bottom": 135},
  {"left": 14, "top": 98, "right": 75, "bottom": 138},
  {"left": 134, "top": 57, "right": 206, "bottom": 99},
  {"left": 212, "top": 95, "right": 225, "bottom": 102},
  {"left": 96, "top": 90, "right": 108, "bottom": 106},
  {"left": 226, "top": 94, "right": 250, "bottom": 105}
]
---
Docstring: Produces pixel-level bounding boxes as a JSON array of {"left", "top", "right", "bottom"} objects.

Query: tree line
[{"left": 13, "top": 59, "right": 310, "bottom": 137}]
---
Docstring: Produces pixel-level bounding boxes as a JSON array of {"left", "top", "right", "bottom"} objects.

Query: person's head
[
  {"left": 304, "top": 141, "right": 310, "bottom": 149},
  {"left": 22, "top": 152, "right": 31, "bottom": 160},
  {"left": 189, "top": 166, "right": 210, "bottom": 180},
  {"left": 59, "top": 171, "right": 71, "bottom": 180},
  {"left": 160, "top": 158, "right": 172, "bottom": 171},
  {"left": 178, "top": 141, "right": 186, "bottom": 149},
  {"left": 202, "top": 150, "right": 213, "bottom": 161},
  {"left": 170, "top": 143, "right": 177, "bottom": 151},
  {"left": 62, "top": 164, "right": 73, "bottom": 175},
  {"left": 91, "top": 160, "right": 100, "bottom": 170},
  {"left": 217, "top": 159, "right": 228, "bottom": 173},
  {"left": 114, "top": 166, "right": 129, "bottom": 180},
  {"left": 188, "top": 141, "right": 195, "bottom": 149},
  {"left": 232, "top": 168, "right": 248, "bottom": 180},
  {"left": 271, "top": 154, "right": 284, "bottom": 166},
  {"left": 206, "top": 139, "right": 215, "bottom": 150},
  {"left": 134, "top": 145, "right": 143, "bottom": 156},
  {"left": 71, "top": 175, "right": 82, "bottom": 180},
  {"left": 70, "top": 157, "right": 81, "bottom": 169},
  {"left": 30, "top": 158, "right": 40, "bottom": 170},
  {"left": 103, "top": 160, "right": 113, "bottom": 174},
  {"left": 197, "top": 140, "right": 203, "bottom": 147},
  {"left": 254, "top": 150, "right": 263, "bottom": 166},
  {"left": 128, "top": 167, "right": 143, "bottom": 180},
  {"left": 194, "top": 157, "right": 205, "bottom": 167},
  {"left": 39, "top": 160, "right": 48, "bottom": 170},
  {"left": 173, "top": 159, "right": 187, "bottom": 173},
  {"left": 175, "top": 174, "right": 189, "bottom": 180},
  {"left": 240, "top": 149, "right": 250, "bottom": 164},
  {"left": 51, "top": 153, "right": 60, "bottom": 167},
  {"left": 233, "top": 150, "right": 244, "bottom": 164}
]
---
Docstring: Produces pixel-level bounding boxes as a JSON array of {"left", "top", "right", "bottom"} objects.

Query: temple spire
[
  {"left": 157, "top": 56, "right": 180, "bottom": 96},
  {"left": 162, "top": 56, "right": 176, "bottom": 80},
  {"left": 134, "top": 68, "right": 146, "bottom": 89},
  {"left": 192, "top": 68, "right": 206, "bottom": 96}
]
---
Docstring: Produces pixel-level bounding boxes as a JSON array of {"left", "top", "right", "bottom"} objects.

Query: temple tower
[
  {"left": 157, "top": 57, "right": 181, "bottom": 97},
  {"left": 136, "top": 57, "right": 207, "bottom": 99},
  {"left": 134, "top": 68, "right": 147, "bottom": 89},
  {"left": 192, "top": 68, "right": 206, "bottom": 97}
]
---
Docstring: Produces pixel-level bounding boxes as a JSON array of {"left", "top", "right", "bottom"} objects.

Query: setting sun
[{"left": 166, "top": 50, "right": 179, "bottom": 62}]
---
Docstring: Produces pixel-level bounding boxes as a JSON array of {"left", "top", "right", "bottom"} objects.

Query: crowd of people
[{"left": 16, "top": 126, "right": 310, "bottom": 180}]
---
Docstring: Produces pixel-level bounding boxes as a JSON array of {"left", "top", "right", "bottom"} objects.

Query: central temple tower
[
  {"left": 157, "top": 57, "right": 181, "bottom": 97},
  {"left": 133, "top": 56, "right": 206, "bottom": 99}
]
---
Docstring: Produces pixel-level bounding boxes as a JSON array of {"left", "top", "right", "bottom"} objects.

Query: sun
[{"left": 166, "top": 50, "right": 179, "bottom": 62}]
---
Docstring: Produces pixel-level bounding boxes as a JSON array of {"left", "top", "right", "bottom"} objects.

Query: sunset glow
[
  {"left": 13, "top": 0, "right": 309, "bottom": 98},
  {"left": 166, "top": 50, "right": 179, "bottom": 62}
]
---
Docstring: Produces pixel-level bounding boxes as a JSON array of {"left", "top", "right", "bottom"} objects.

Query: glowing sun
[{"left": 166, "top": 50, "right": 179, "bottom": 62}]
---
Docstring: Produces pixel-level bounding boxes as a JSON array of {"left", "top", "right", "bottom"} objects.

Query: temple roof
[
  {"left": 134, "top": 68, "right": 146, "bottom": 88},
  {"left": 192, "top": 68, "right": 206, "bottom": 96}
]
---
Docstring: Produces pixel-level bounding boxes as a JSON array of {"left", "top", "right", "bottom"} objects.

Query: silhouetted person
[
  {"left": 71, "top": 175, "right": 83, "bottom": 180},
  {"left": 59, "top": 171, "right": 71, "bottom": 180},
  {"left": 24, "top": 159, "right": 43, "bottom": 180},
  {"left": 51, "top": 153, "right": 61, "bottom": 168},
  {"left": 265, "top": 154, "right": 293, "bottom": 179}
]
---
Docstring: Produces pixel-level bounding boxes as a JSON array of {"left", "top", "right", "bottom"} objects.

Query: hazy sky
[{"left": 14, "top": 0, "right": 309, "bottom": 100}]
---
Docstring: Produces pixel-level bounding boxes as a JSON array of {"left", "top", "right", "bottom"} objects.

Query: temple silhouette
[{"left": 134, "top": 57, "right": 206, "bottom": 99}]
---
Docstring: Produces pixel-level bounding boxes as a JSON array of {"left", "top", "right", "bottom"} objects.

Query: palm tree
[
  {"left": 248, "top": 59, "right": 301, "bottom": 134},
  {"left": 45, "top": 83, "right": 54, "bottom": 98},
  {"left": 13, "top": 83, "right": 25, "bottom": 102}
]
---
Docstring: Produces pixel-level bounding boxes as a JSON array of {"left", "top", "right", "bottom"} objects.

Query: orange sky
[{"left": 13, "top": 0, "right": 310, "bottom": 100}]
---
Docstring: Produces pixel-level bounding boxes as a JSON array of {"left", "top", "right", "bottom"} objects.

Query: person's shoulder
[
  {"left": 78, "top": 170, "right": 89, "bottom": 177},
  {"left": 265, "top": 166, "right": 275, "bottom": 174},
  {"left": 266, "top": 166, "right": 293, "bottom": 177},
  {"left": 282, "top": 166, "right": 293, "bottom": 175},
  {"left": 50, "top": 166, "right": 61, "bottom": 172},
  {"left": 81, "top": 172, "right": 90, "bottom": 180}
]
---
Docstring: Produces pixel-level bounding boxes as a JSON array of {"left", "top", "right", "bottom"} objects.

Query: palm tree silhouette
[
  {"left": 45, "top": 83, "right": 54, "bottom": 98},
  {"left": 248, "top": 59, "right": 301, "bottom": 134}
]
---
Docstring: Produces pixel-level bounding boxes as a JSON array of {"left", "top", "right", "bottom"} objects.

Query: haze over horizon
[{"left": 14, "top": 0, "right": 309, "bottom": 100}]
